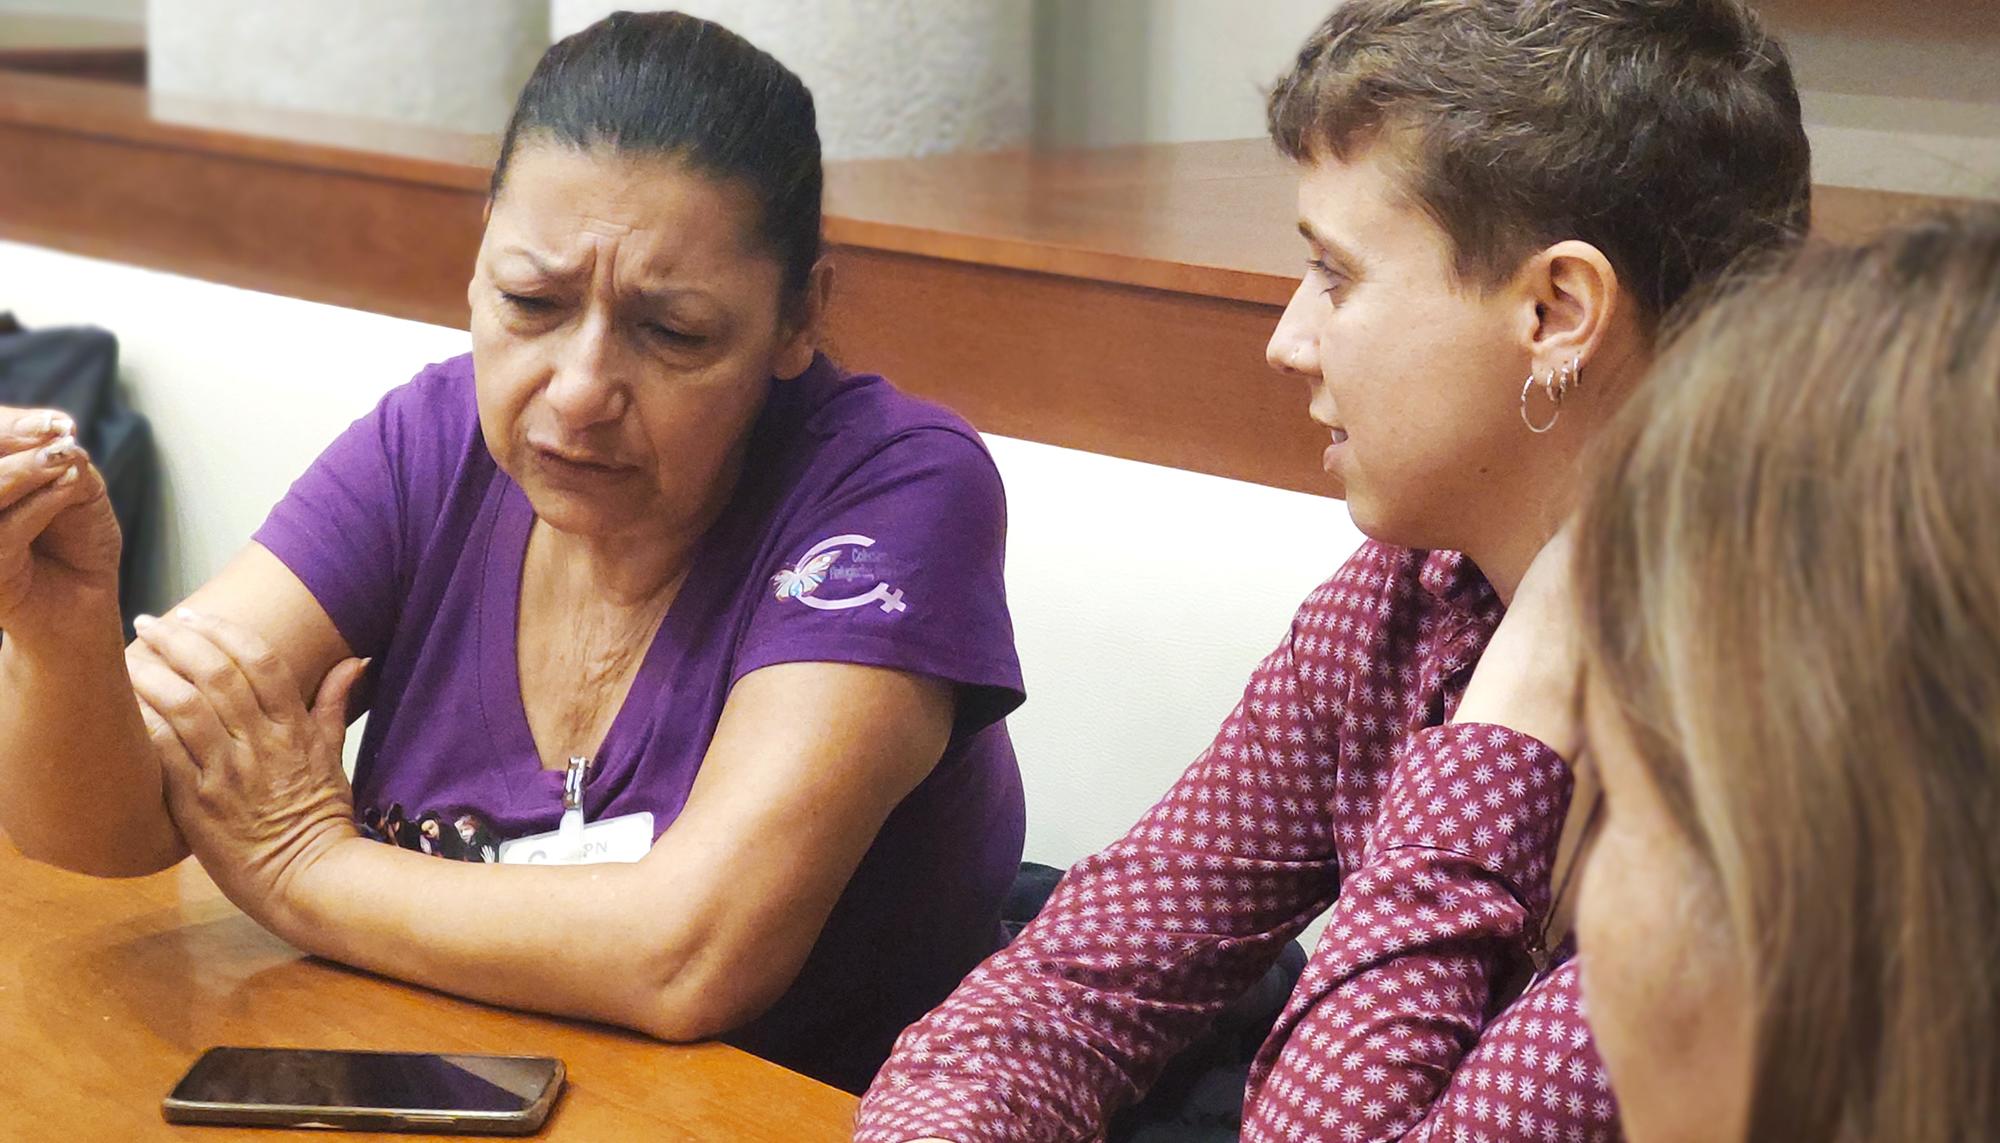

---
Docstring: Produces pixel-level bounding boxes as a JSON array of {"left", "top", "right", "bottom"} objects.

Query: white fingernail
[
  {"left": 134, "top": 614, "right": 157, "bottom": 630},
  {"left": 50, "top": 413, "right": 72, "bottom": 438},
  {"left": 173, "top": 607, "right": 198, "bottom": 623}
]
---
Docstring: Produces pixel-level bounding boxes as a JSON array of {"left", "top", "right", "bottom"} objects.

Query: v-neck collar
[{"left": 475, "top": 476, "right": 720, "bottom": 817}]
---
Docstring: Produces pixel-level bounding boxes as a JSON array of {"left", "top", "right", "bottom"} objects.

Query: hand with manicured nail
[
  {"left": 127, "top": 605, "right": 368, "bottom": 932},
  {"left": 0, "top": 406, "right": 121, "bottom": 648}
]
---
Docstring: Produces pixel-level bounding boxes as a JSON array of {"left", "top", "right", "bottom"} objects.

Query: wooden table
[{"left": 0, "top": 851, "right": 858, "bottom": 1140}]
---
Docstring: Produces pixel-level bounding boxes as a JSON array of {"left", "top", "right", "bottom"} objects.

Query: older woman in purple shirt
[{"left": 0, "top": 12, "right": 1023, "bottom": 1092}]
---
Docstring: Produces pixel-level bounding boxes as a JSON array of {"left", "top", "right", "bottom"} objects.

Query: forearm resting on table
[
  {"left": 282, "top": 837, "right": 805, "bottom": 1043},
  {"left": 0, "top": 599, "right": 184, "bottom": 875}
]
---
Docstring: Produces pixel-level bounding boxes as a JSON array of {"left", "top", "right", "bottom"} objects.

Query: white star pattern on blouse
[{"left": 856, "top": 543, "right": 1622, "bottom": 1143}]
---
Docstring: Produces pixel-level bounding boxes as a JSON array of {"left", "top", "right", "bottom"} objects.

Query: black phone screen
[{"left": 170, "top": 1047, "right": 558, "bottom": 1114}]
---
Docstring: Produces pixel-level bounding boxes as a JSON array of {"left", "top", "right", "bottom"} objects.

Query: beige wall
[
  {"left": 147, "top": 0, "right": 547, "bottom": 135},
  {"left": 1033, "top": 0, "right": 1328, "bottom": 149},
  {"left": 0, "top": 0, "right": 144, "bottom": 19},
  {"left": 553, "top": 0, "right": 1032, "bottom": 160},
  {"left": 109, "top": 2, "right": 1998, "bottom": 195},
  {"left": 1031, "top": 0, "right": 2000, "bottom": 199},
  {"left": 1762, "top": 4, "right": 2000, "bottom": 199}
]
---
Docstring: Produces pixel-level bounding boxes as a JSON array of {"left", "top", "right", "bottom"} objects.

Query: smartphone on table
[{"left": 162, "top": 1047, "right": 565, "bottom": 1135}]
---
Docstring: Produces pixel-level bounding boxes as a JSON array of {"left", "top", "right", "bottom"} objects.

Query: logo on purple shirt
[{"left": 771, "top": 533, "right": 908, "bottom": 614}]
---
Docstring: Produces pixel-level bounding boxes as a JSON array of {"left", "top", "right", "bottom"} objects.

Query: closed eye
[
  {"left": 498, "top": 290, "right": 557, "bottom": 314},
  {"left": 1306, "top": 258, "right": 1350, "bottom": 299},
  {"left": 1304, "top": 257, "right": 1352, "bottom": 303},
  {"left": 642, "top": 322, "right": 707, "bottom": 348}
]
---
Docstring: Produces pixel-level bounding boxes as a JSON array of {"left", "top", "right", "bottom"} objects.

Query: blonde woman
[{"left": 1569, "top": 208, "right": 2000, "bottom": 1141}]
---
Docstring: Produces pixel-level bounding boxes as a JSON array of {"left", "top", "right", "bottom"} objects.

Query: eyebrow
[
  {"left": 495, "top": 246, "right": 722, "bottom": 310},
  {"left": 632, "top": 284, "right": 722, "bottom": 312},
  {"left": 1297, "top": 220, "right": 1364, "bottom": 276},
  {"left": 494, "top": 246, "right": 580, "bottom": 279}
]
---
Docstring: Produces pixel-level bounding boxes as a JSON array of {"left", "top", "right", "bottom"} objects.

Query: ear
[
  {"left": 1522, "top": 240, "right": 1621, "bottom": 379},
  {"left": 773, "top": 260, "right": 834, "bottom": 382}
]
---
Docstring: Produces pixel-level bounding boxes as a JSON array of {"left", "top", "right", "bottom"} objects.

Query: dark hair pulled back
[{"left": 492, "top": 10, "right": 823, "bottom": 315}]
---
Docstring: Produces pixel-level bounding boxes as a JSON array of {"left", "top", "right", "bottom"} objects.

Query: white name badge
[{"left": 496, "top": 811, "right": 656, "bottom": 865}]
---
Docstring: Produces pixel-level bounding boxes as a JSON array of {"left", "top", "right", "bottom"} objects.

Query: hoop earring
[
  {"left": 1520, "top": 368, "right": 1561, "bottom": 434},
  {"left": 1519, "top": 356, "right": 1583, "bottom": 435}
]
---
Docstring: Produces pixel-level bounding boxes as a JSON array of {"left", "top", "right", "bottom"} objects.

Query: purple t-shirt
[{"left": 254, "top": 352, "right": 1026, "bottom": 1092}]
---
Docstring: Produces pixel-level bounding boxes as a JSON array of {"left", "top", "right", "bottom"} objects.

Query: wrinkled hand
[
  {"left": 126, "top": 607, "right": 366, "bottom": 932},
  {"left": 0, "top": 406, "right": 122, "bottom": 648},
  {"left": 1451, "top": 524, "right": 1583, "bottom": 761}
]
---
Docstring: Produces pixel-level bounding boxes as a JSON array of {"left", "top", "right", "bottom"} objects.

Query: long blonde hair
[{"left": 1574, "top": 207, "right": 2000, "bottom": 1142}]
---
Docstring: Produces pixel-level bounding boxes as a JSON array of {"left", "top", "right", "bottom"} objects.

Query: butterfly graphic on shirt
[{"left": 771, "top": 550, "right": 840, "bottom": 601}]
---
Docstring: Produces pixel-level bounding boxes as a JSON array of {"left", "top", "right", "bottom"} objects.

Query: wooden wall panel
[
  {"left": 1813, "top": 185, "right": 1983, "bottom": 244},
  {"left": 0, "top": 121, "right": 483, "bottom": 329},
  {"left": 825, "top": 245, "right": 1323, "bottom": 494},
  {"left": 1756, "top": 0, "right": 1999, "bottom": 41},
  {"left": 1, "top": 71, "right": 1988, "bottom": 499}
]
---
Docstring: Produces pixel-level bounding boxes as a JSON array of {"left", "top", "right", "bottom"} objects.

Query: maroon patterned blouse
[{"left": 856, "top": 542, "right": 1623, "bottom": 1142}]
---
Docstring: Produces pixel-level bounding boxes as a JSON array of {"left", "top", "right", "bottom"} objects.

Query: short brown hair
[
  {"left": 1576, "top": 207, "right": 2000, "bottom": 1142},
  {"left": 1268, "top": 0, "right": 1811, "bottom": 322}
]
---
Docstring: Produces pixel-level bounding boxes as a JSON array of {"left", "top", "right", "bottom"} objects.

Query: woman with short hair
[{"left": 861, "top": 1, "right": 1811, "bottom": 1138}]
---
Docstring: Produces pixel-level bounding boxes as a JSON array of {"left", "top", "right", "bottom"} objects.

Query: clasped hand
[{"left": 127, "top": 608, "right": 367, "bottom": 931}]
